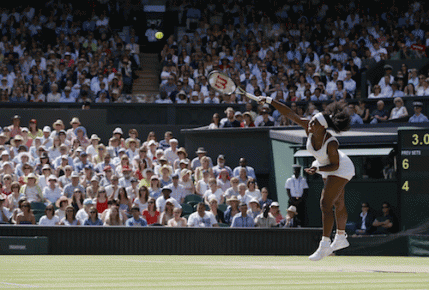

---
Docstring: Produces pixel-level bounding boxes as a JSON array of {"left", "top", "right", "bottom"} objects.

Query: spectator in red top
[
  {"left": 95, "top": 186, "right": 108, "bottom": 214},
  {"left": 241, "top": 112, "right": 255, "bottom": 127},
  {"left": 142, "top": 198, "right": 160, "bottom": 225}
]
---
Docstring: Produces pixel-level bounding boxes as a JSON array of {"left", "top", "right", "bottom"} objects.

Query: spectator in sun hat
[
  {"left": 86, "top": 134, "right": 101, "bottom": 161},
  {"left": 191, "top": 147, "right": 213, "bottom": 170},
  {"left": 408, "top": 101, "right": 429, "bottom": 123},
  {"left": 50, "top": 119, "right": 65, "bottom": 139},
  {"left": 159, "top": 164, "right": 173, "bottom": 187},
  {"left": 112, "top": 127, "right": 125, "bottom": 148},
  {"left": 173, "top": 147, "right": 189, "bottom": 171},
  {"left": 279, "top": 205, "right": 301, "bottom": 228},
  {"left": 41, "top": 126, "right": 53, "bottom": 149},
  {"left": 43, "top": 175, "right": 62, "bottom": 204},
  {"left": 37, "top": 163, "right": 54, "bottom": 189},
  {"left": 125, "top": 138, "right": 139, "bottom": 161},
  {"left": 10, "top": 135, "right": 25, "bottom": 157},
  {"left": 66, "top": 117, "right": 81, "bottom": 141},
  {"left": 19, "top": 173, "right": 44, "bottom": 203}
]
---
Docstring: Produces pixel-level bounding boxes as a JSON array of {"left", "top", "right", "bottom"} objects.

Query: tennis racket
[{"left": 208, "top": 70, "right": 261, "bottom": 102}]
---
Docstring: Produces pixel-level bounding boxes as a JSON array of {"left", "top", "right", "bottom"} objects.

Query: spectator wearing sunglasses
[
  {"left": 38, "top": 204, "right": 60, "bottom": 226},
  {"left": 84, "top": 207, "right": 103, "bottom": 226}
]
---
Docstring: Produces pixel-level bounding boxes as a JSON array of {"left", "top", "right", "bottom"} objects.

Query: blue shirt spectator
[
  {"left": 126, "top": 206, "right": 148, "bottom": 226},
  {"left": 84, "top": 217, "right": 103, "bottom": 226},
  {"left": 231, "top": 212, "right": 255, "bottom": 228},
  {"left": 409, "top": 102, "right": 429, "bottom": 123},
  {"left": 126, "top": 216, "right": 148, "bottom": 226},
  {"left": 231, "top": 203, "right": 254, "bottom": 228},
  {"left": 348, "top": 104, "right": 364, "bottom": 125}
]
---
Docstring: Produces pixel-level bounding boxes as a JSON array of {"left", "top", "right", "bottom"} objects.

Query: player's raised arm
[{"left": 259, "top": 97, "right": 309, "bottom": 130}]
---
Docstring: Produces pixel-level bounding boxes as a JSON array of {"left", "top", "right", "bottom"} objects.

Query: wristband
[{"left": 266, "top": 97, "right": 272, "bottom": 104}]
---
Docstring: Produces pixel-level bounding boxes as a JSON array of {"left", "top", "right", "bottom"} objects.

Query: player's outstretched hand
[
  {"left": 304, "top": 167, "right": 317, "bottom": 175},
  {"left": 258, "top": 96, "right": 266, "bottom": 105}
]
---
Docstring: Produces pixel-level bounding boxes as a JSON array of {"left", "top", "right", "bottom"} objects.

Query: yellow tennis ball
[{"left": 155, "top": 32, "right": 164, "bottom": 40}]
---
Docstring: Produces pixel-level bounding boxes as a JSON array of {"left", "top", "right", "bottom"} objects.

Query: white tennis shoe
[
  {"left": 308, "top": 240, "right": 333, "bottom": 261},
  {"left": 330, "top": 234, "right": 350, "bottom": 252}
]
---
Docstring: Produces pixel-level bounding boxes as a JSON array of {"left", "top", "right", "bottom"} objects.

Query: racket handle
[{"left": 244, "top": 92, "right": 261, "bottom": 102}]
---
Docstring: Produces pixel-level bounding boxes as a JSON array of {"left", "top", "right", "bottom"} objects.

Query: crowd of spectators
[
  {"left": 0, "top": 114, "right": 295, "bottom": 228},
  {"left": 158, "top": 0, "right": 429, "bottom": 125},
  {"left": 0, "top": 2, "right": 142, "bottom": 104},
  {"left": 2, "top": 1, "right": 429, "bottom": 117}
]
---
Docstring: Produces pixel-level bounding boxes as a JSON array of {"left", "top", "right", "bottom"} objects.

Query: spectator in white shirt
[
  {"left": 43, "top": 175, "right": 62, "bottom": 204},
  {"left": 343, "top": 71, "right": 357, "bottom": 97},
  {"left": 370, "top": 42, "right": 387, "bottom": 62},
  {"left": 204, "top": 91, "right": 220, "bottom": 104},
  {"left": 164, "top": 138, "right": 179, "bottom": 165},
  {"left": 59, "top": 86, "right": 75, "bottom": 102},
  {"left": 417, "top": 78, "right": 429, "bottom": 96},
  {"left": 285, "top": 165, "right": 308, "bottom": 224}
]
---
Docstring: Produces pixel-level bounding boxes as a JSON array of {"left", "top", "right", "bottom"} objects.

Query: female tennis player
[{"left": 259, "top": 97, "right": 354, "bottom": 261}]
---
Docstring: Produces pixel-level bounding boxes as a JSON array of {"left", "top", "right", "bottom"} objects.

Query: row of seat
[{"left": 27, "top": 195, "right": 230, "bottom": 223}]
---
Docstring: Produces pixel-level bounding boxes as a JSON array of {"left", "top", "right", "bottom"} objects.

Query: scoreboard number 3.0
[{"left": 411, "top": 133, "right": 429, "bottom": 146}]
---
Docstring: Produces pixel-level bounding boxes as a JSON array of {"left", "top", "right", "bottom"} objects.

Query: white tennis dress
[{"left": 306, "top": 133, "right": 355, "bottom": 181}]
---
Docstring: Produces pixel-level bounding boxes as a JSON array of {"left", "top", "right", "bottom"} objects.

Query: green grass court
[{"left": 1, "top": 255, "right": 429, "bottom": 289}]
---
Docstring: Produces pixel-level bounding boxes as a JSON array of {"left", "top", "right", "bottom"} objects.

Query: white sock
[
  {"left": 321, "top": 236, "right": 331, "bottom": 243},
  {"left": 337, "top": 230, "right": 345, "bottom": 235}
]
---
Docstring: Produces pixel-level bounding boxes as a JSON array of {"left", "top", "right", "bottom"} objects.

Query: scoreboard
[
  {"left": 398, "top": 127, "right": 429, "bottom": 230},
  {"left": 398, "top": 129, "right": 429, "bottom": 195}
]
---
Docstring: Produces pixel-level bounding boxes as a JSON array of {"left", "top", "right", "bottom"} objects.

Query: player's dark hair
[{"left": 323, "top": 102, "right": 350, "bottom": 133}]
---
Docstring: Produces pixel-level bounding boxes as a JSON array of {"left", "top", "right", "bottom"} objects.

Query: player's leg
[
  {"left": 320, "top": 176, "right": 348, "bottom": 237},
  {"left": 334, "top": 187, "right": 347, "bottom": 231},
  {"left": 331, "top": 187, "right": 350, "bottom": 251},
  {"left": 309, "top": 176, "right": 348, "bottom": 261}
]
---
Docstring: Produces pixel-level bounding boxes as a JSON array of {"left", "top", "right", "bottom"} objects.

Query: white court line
[{"left": 0, "top": 282, "right": 40, "bottom": 288}]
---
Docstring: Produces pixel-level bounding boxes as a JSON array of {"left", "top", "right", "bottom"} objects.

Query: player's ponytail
[{"left": 323, "top": 102, "right": 351, "bottom": 133}]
